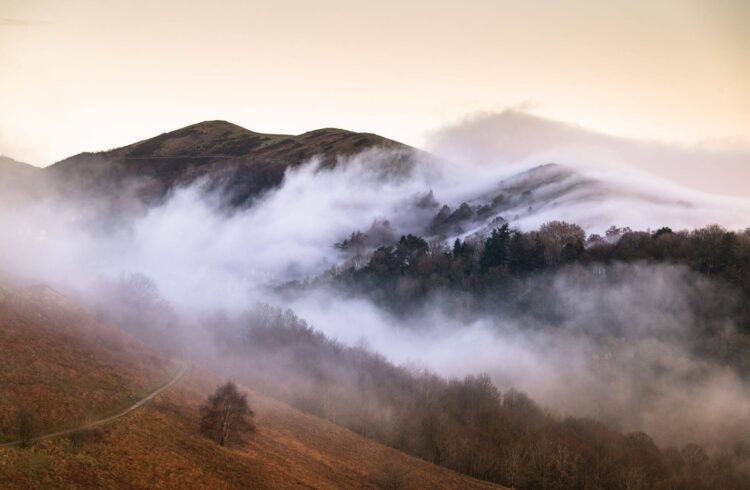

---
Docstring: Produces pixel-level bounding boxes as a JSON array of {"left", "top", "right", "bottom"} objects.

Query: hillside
[
  {"left": 43, "top": 121, "right": 412, "bottom": 207},
  {"left": 0, "top": 283, "right": 500, "bottom": 489},
  {"left": 7, "top": 120, "right": 735, "bottom": 237},
  {"left": 0, "top": 284, "right": 173, "bottom": 441},
  {"left": 0, "top": 156, "right": 38, "bottom": 177},
  {"left": 0, "top": 156, "right": 40, "bottom": 199}
]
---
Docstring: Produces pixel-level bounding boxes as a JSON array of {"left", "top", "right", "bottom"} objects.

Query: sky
[{"left": 1, "top": 0, "right": 748, "bottom": 173}]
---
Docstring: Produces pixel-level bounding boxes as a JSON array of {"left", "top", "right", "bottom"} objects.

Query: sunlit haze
[
  {"left": 2, "top": 0, "right": 748, "bottom": 173},
  {"left": 3, "top": 2, "right": 750, "bottom": 487}
]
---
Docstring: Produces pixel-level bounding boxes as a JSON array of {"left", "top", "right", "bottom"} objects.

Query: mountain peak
[
  {"left": 42, "top": 121, "right": 414, "bottom": 207},
  {"left": 111, "top": 120, "right": 272, "bottom": 159},
  {"left": 183, "top": 119, "right": 252, "bottom": 132},
  {"left": 106, "top": 121, "right": 401, "bottom": 160}
]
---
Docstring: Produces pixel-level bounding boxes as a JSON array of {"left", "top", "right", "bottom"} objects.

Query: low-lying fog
[{"left": 2, "top": 110, "right": 750, "bottom": 449}]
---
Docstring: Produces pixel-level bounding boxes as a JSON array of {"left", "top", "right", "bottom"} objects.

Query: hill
[
  {"left": 9, "top": 120, "right": 739, "bottom": 237},
  {"left": 43, "top": 121, "right": 412, "bottom": 207},
  {"left": 0, "top": 283, "right": 500, "bottom": 489},
  {"left": 0, "top": 284, "right": 173, "bottom": 441},
  {"left": 0, "top": 156, "right": 41, "bottom": 199},
  {"left": 0, "top": 156, "right": 38, "bottom": 177}
]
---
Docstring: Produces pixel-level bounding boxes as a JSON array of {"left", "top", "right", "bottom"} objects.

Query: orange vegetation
[
  {"left": 0, "top": 284, "right": 501, "bottom": 488},
  {"left": 0, "top": 284, "right": 171, "bottom": 440}
]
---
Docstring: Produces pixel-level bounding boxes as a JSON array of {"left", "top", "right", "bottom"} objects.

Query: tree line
[
  {"left": 330, "top": 222, "right": 750, "bottom": 332},
  {"left": 212, "top": 304, "right": 750, "bottom": 490}
]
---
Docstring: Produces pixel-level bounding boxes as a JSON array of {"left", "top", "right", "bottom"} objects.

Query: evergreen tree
[
  {"left": 397, "top": 234, "right": 429, "bottom": 272},
  {"left": 480, "top": 224, "right": 511, "bottom": 271},
  {"left": 452, "top": 238, "right": 462, "bottom": 258},
  {"left": 508, "top": 230, "right": 529, "bottom": 275}
]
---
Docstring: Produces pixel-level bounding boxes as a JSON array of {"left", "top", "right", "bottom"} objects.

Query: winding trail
[{"left": 0, "top": 363, "right": 188, "bottom": 448}]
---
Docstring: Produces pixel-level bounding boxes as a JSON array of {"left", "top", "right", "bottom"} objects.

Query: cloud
[
  {"left": 285, "top": 264, "right": 750, "bottom": 448},
  {"left": 427, "top": 110, "right": 750, "bottom": 198}
]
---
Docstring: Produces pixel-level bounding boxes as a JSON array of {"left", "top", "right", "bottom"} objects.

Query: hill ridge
[{"left": 37, "top": 120, "right": 413, "bottom": 207}]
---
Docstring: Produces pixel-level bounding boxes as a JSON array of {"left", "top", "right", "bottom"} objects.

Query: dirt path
[{"left": 0, "top": 363, "right": 188, "bottom": 448}]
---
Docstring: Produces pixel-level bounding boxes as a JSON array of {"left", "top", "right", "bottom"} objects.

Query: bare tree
[
  {"left": 538, "top": 220, "right": 585, "bottom": 265},
  {"left": 199, "top": 382, "right": 255, "bottom": 446}
]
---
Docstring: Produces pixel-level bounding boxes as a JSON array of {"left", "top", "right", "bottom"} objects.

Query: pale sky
[{"left": 1, "top": 0, "right": 748, "bottom": 168}]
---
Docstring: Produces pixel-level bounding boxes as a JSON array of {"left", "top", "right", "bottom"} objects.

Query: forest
[
  {"left": 328, "top": 222, "right": 750, "bottom": 332},
  {"left": 79, "top": 218, "right": 750, "bottom": 489},
  {"left": 211, "top": 303, "right": 750, "bottom": 489}
]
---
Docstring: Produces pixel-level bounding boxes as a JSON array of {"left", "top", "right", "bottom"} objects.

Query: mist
[
  {"left": 2, "top": 110, "right": 750, "bottom": 455},
  {"left": 428, "top": 110, "right": 750, "bottom": 198},
  {"left": 283, "top": 263, "right": 750, "bottom": 449}
]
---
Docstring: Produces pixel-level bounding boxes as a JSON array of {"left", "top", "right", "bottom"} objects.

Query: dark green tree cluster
[
  {"left": 479, "top": 224, "right": 511, "bottom": 271},
  {"left": 338, "top": 222, "right": 750, "bottom": 332}
]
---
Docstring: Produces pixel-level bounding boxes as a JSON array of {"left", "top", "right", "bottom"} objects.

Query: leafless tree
[
  {"left": 199, "top": 382, "right": 255, "bottom": 446},
  {"left": 538, "top": 220, "right": 585, "bottom": 264}
]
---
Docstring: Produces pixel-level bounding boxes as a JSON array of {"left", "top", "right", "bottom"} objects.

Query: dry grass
[
  {"left": 0, "top": 285, "right": 172, "bottom": 441},
  {"left": 0, "top": 370, "right": 500, "bottom": 488},
  {"left": 0, "top": 284, "right": 501, "bottom": 488}
]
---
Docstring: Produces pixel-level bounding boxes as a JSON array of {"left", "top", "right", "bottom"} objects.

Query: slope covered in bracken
[
  {"left": 0, "top": 283, "right": 172, "bottom": 441},
  {"left": 1, "top": 371, "right": 500, "bottom": 489},
  {"left": 0, "top": 283, "right": 501, "bottom": 489}
]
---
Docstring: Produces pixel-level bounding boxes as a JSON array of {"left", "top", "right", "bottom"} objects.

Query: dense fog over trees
[{"left": 2, "top": 116, "right": 750, "bottom": 487}]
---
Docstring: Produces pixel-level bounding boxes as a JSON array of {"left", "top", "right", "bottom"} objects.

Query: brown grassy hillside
[
  {"left": 0, "top": 370, "right": 500, "bottom": 489},
  {"left": 0, "top": 284, "right": 501, "bottom": 489},
  {"left": 0, "top": 284, "right": 172, "bottom": 441}
]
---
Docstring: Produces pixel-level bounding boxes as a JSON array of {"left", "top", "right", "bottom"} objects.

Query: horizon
[
  {"left": 5, "top": 110, "right": 750, "bottom": 198},
  {"left": 2, "top": 0, "right": 748, "bottom": 173}
]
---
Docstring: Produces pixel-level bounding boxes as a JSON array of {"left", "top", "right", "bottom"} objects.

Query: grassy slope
[
  {"left": 46, "top": 120, "right": 408, "bottom": 179},
  {"left": 0, "top": 285, "right": 500, "bottom": 489},
  {"left": 0, "top": 285, "right": 172, "bottom": 440},
  {"left": 41, "top": 120, "right": 414, "bottom": 208}
]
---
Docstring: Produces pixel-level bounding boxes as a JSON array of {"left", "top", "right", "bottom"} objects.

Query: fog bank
[{"left": 2, "top": 112, "right": 750, "bottom": 451}]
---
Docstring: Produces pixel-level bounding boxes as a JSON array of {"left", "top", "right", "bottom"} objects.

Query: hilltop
[
  {"left": 3, "top": 120, "right": 732, "bottom": 235},
  {"left": 43, "top": 121, "right": 412, "bottom": 207}
]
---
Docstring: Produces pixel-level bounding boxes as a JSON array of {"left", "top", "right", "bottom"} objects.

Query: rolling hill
[
  {"left": 0, "top": 282, "right": 501, "bottom": 489},
  {"left": 5, "top": 120, "right": 742, "bottom": 238},
  {"left": 0, "top": 283, "right": 173, "bottom": 441},
  {"left": 43, "top": 121, "right": 412, "bottom": 207},
  {"left": 0, "top": 156, "right": 40, "bottom": 201},
  {"left": 0, "top": 156, "right": 38, "bottom": 177}
]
